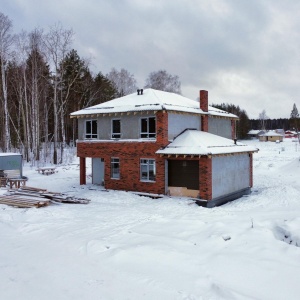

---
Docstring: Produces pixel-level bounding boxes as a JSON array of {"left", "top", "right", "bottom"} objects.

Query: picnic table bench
[{"left": 36, "top": 167, "right": 57, "bottom": 175}]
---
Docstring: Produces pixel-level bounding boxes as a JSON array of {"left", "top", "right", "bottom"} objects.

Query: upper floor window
[
  {"left": 140, "top": 117, "right": 156, "bottom": 139},
  {"left": 140, "top": 159, "right": 156, "bottom": 182},
  {"left": 85, "top": 120, "right": 97, "bottom": 139},
  {"left": 112, "top": 119, "right": 121, "bottom": 139},
  {"left": 111, "top": 157, "right": 120, "bottom": 179}
]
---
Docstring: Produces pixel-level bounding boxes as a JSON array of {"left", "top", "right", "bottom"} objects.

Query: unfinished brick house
[{"left": 71, "top": 89, "right": 257, "bottom": 207}]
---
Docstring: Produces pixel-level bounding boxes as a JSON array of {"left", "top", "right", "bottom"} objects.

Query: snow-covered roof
[
  {"left": 156, "top": 130, "right": 258, "bottom": 156},
  {"left": 248, "top": 130, "right": 264, "bottom": 135},
  {"left": 0, "top": 153, "right": 21, "bottom": 157},
  {"left": 70, "top": 89, "right": 238, "bottom": 119},
  {"left": 259, "top": 131, "right": 284, "bottom": 137},
  {"left": 207, "top": 106, "right": 237, "bottom": 118}
]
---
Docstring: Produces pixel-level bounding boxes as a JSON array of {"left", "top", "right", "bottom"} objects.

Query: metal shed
[{"left": 0, "top": 153, "right": 23, "bottom": 177}]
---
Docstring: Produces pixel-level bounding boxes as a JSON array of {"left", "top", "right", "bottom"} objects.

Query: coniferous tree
[{"left": 290, "top": 103, "right": 299, "bottom": 142}]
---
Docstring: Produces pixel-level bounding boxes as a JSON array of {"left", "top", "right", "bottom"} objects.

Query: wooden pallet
[{"left": 0, "top": 195, "right": 50, "bottom": 208}]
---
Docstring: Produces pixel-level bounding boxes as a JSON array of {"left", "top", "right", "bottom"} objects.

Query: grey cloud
[{"left": 2, "top": 0, "right": 300, "bottom": 118}]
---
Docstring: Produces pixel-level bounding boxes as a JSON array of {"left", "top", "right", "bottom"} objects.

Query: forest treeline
[
  {"left": 1, "top": 12, "right": 298, "bottom": 165},
  {"left": 212, "top": 103, "right": 299, "bottom": 140},
  {"left": 0, "top": 12, "right": 181, "bottom": 164}
]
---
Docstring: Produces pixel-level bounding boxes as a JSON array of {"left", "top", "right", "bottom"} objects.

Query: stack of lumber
[
  {"left": 8, "top": 186, "right": 91, "bottom": 204},
  {"left": 0, "top": 194, "right": 50, "bottom": 208},
  {"left": 0, "top": 186, "right": 90, "bottom": 208}
]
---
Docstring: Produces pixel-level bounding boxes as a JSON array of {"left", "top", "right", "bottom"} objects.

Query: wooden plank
[
  {"left": 0, "top": 196, "right": 49, "bottom": 208},
  {"left": 0, "top": 200, "right": 35, "bottom": 208},
  {"left": 20, "top": 186, "right": 47, "bottom": 192},
  {"left": 0, "top": 195, "right": 50, "bottom": 205}
]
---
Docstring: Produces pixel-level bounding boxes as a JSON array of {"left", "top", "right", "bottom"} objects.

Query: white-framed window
[
  {"left": 111, "top": 119, "right": 121, "bottom": 139},
  {"left": 85, "top": 120, "right": 97, "bottom": 139},
  {"left": 140, "top": 159, "right": 156, "bottom": 182},
  {"left": 140, "top": 117, "right": 156, "bottom": 138},
  {"left": 110, "top": 158, "right": 120, "bottom": 179}
]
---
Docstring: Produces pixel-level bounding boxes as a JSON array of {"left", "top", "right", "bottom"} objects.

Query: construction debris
[{"left": 0, "top": 186, "right": 90, "bottom": 208}]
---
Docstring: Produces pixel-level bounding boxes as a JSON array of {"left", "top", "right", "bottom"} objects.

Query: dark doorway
[{"left": 168, "top": 160, "right": 199, "bottom": 190}]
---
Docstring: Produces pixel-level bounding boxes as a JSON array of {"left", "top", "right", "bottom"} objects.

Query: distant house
[
  {"left": 258, "top": 131, "right": 284, "bottom": 142},
  {"left": 71, "top": 89, "right": 258, "bottom": 207},
  {"left": 247, "top": 129, "right": 265, "bottom": 139},
  {"left": 285, "top": 130, "right": 297, "bottom": 138}
]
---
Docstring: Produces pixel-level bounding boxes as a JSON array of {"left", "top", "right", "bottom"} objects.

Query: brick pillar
[
  {"left": 80, "top": 157, "right": 86, "bottom": 185},
  {"left": 231, "top": 119, "right": 236, "bottom": 139},
  {"left": 199, "top": 156, "right": 212, "bottom": 200},
  {"left": 200, "top": 90, "right": 208, "bottom": 132},
  {"left": 249, "top": 153, "right": 253, "bottom": 187},
  {"left": 156, "top": 111, "right": 169, "bottom": 146}
]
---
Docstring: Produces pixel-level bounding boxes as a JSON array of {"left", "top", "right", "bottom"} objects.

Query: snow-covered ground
[{"left": 1, "top": 139, "right": 300, "bottom": 300}]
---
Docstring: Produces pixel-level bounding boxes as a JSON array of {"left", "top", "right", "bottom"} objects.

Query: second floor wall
[
  {"left": 77, "top": 111, "right": 234, "bottom": 142},
  {"left": 208, "top": 117, "right": 233, "bottom": 139}
]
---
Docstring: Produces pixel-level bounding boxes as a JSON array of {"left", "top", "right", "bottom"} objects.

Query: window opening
[
  {"left": 111, "top": 158, "right": 120, "bottom": 179},
  {"left": 140, "top": 159, "right": 156, "bottom": 181},
  {"left": 140, "top": 117, "right": 156, "bottom": 138},
  {"left": 112, "top": 119, "right": 121, "bottom": 139},
  {"left": 85, "top": 120, "right": 97, "bottom": 139}
]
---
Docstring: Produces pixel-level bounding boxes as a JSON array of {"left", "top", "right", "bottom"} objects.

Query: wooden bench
[{"left": 36, "top": 167, "right": 57, "bottom": 175}]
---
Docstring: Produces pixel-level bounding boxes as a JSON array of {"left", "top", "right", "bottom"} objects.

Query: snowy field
[{"left": 1, "top": 139, "right": 300, "bottom": 300}]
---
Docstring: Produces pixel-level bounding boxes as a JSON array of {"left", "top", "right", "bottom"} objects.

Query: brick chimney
[
  {"left": 200, "top": 90, "right": 208, "bottom": 112},
  {"left": 200, "top": 90, "right": 209, "bottom": 132}
]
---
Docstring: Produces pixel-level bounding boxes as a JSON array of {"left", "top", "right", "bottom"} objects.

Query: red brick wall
[
  {"left": 78, "top": 141, "right": 166, "bottom": 194},
  {"left": 231, "top": 119, "right": 236, "bottom": 139},
  {"left": 199, "top": 156, "right": 212, "bottom": 200},
  {"left": 77, "top": 111, "right": 168, "bottom": 194}
]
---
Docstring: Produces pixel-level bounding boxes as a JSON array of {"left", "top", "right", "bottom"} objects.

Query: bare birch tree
[
  {"left": 14, "top": 30, "right": 31, "bottom": 160},
  {"left": 259, "top": 109, "right": 268, "bottom": 131},
  {"left": 0, "top": 12, "right": 14, "bottom": 151},
  {"left": 106, "top": 68, "right": 137, "bottom": 96},
  {"left": 43, "top": 23, "right": 73, "bottom": 164},
  {"left": 145, "top": 69, "right": 181, "bottom": 94}
]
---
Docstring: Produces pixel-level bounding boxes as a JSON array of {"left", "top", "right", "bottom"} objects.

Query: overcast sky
[{"left": 2, "top": 0, "right": 300, "bottom": 119}]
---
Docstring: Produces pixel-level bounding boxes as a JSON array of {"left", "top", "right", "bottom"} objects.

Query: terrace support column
[
  {"left": 199, "top": 156, "right": 213, "bottom": 200},
  {"left": 80, "top": 157, "right": 86, "bottom": 185}
]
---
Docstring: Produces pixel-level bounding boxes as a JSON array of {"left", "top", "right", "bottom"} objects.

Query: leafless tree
[
  {"left": 106, "top": 68, "right": 137, "bottom": 96},
  {"left": 44, "top": 23, "right": 73, "bottom": 164},
  {"left": 145, "top": 69, "right": 181, "bottom": 94},
  {"left": 0, "top": 12, "right": 15, "bottom": 151},
  {"left": 259, "top": 109, "right": 268, "bottom": 131}
]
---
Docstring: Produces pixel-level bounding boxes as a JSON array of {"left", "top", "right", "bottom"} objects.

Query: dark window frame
[
  {"left": 111, "top": 119, "right": 121, "bottom": 139},
  {"left": 140, "top": 117, "right": 156, "bottom": 139},
  {"left": 85, "top": 120, "right": 97, "bottom": 139}
]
